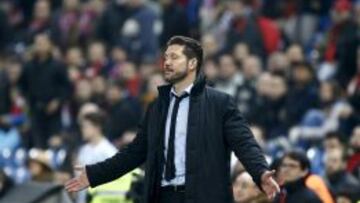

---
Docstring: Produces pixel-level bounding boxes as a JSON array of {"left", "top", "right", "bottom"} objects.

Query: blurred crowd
[{"left": 0, "top": 0, "right": 359, "bottom": 202}]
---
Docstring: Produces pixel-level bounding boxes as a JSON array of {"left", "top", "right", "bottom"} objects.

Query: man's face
[
  {"left": 233, "top": 173, "right": 259, "bottom": 203},
  {"left": 350, "top": 127, "right": 360, "bottom": 150},
  {"left": 34, "top": 34, "right": 52, "bottom": 55},
  {"left": 81, "top": 120, "right": 98, "bottom": 141},
  {"left": 163, "top": 45, "right": 191, "bottom": 84},
  {"left": 34, "top": 0, "right": 50, "bottom": 20},
  {"left": 88, "top": 43, "right": 105, "bottom": 62},
  {"left": 280, "top": 157, "right": 307, "bottom": 183},
  {"left": 106, "top": 86, "right": 121, "bottom": 104},
  {"left": 325, "top": 149, "right": 345, "bottom": 175},
  {"left": 324, "top": 137, "right": 342, "bottom": 152},
  {"left": 218, "top": 55, "right": 237, "bottom": 80}
]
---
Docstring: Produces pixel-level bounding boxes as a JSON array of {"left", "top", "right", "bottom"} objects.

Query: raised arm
[
  {"left": 223, "top": 96, "right": 279, "bottom": 199},
  {"left": 65, "top": 105, "right": 151, "bottom": 192}
]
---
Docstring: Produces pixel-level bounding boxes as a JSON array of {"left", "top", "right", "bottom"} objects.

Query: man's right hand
[{"left": 65, "top": 166, "right": 90, "bottom": 192}]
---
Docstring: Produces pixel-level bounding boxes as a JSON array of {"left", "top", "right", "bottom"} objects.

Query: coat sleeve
[
  {"left": 85, "top": 105, "right": 151, "bottom": 187},
  {"left": 223, "top": 95, "right": 269, "bottom": 188}
]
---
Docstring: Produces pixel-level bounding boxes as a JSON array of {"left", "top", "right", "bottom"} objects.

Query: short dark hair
[
  {"left": 325, "top": 131, "right": 345, "bottom": 143},
  {"left": 166, "top": 36, "right": 203, "bottom": 74},
  {"left": 82, "top": 112, "right": 105, "bottom": 130},
  {"left": 283, "top": 150, "right": 311, "bottom": 171}
]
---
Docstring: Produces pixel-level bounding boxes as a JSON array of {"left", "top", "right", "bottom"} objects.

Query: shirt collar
[{"left": 170, "top": 83, "right": 194, "bottom": 97}]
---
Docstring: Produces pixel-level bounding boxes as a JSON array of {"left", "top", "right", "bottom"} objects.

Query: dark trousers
[
  {"left": 159, "top": 188, "right": 185, "bottom": 203},
  {"left": 31, "top": 111, "right": 61, "bottom": 148}
]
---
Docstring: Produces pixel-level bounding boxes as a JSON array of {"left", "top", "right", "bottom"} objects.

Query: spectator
[
  {"left": 232, "top": 171, "right": 269, "bottom": 203},
  {"left": 215, "top": 54, "right": 243, "bottom": 97},
  {"left": 285, "top": 62, "right": 319, "bottom": 128},
  {"left": 324, "top": 0, "right": 359, "bottom": 88},
  {"left": 202, "top": 58, "right": 218, "bottom": 86},
  {"left": 232, "top": 42, "right": 250, "bottom": 67},
  {"left": 347, "top": 126, "right": 360, "bottom": 179},
  {"left": 52, "top": 0, "right": 98, "bottom": 49},
  {"left": 0, "top": 56, "right": 27, "bottom": 148},
  {"left": 267, "top": 52, "right": 290, "bottom": 77},
  {"left": 286, "top": 44, "right": 305, "bottom": 65},
  {"left": 242, "top": 55, "right": 262, "bottom": 83},
  {"left": 289, "top": 81, "right": 352, "bottom": 144},
  {"left": 76, "top": 111, "right": 117, "bottom": 203},
  {"left": 201, "top": 34, "right": 220, "bottom": 59},
  {"left": 234, "top": 55, "right": 262, "bottom": 120},
  {"left": 77, "top": 112, "right": 117, "bottom": 167},
  {"left": 274, "top": 150, "right": 322, "bottom": 203},
  {"left": 120, "top": 0, "right": 159, "bottom": 63},
  {"left": 19, "top": 33, "right": 72, "bottom": 148},
  {"left": 324, "top": 148, "right": 360, "bottom": 200},
  {"left": 108, "top": 46, "right": 128, "bottom": 80},
  {"left": 346, "top": 47, "right": 360, "bottom": 124},
  {"left": 159, "top": 0, "right": 189, "bottom": 47},
  {"left": 65, "top": 47, "right": 85, "bottom": 83},
  {"left": 73, "top": 79, "right": 93, "bottom": 112},
  {"left": 96, "top": 0, "right": 130, "bottom": 47},
  {"left": 224, "top": 0, "right": 265, "bottom": 58},
  {"left": 27, "top": 149, "right": 54, "bottom": 182},
  {"left": 26, "top": 0, "right": 52, "bottom": 44},
  {"left": 85, "top": 41, "right": 112, "bottom": 78},
  {"left": 105, "top": 80, "right": 142, "bottom": 142},
  {"left": 90, "top": 76, "right": 108, "bottom": 109},
  {"left": 140, "top": 71, "right": 166, "bottom": 109},
  {"left": 116, "top": 62, "right": 142, "bottom": 97},
  {"left": 251, "top": 74, "right": 288, "bottom": 139}
]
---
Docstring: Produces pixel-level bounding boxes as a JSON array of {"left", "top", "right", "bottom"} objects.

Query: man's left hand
[{"left": 261, "top": 170, "right": 280, "bottom": 200}]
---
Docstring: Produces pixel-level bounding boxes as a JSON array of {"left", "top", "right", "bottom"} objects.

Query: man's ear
[{"left": 189, "top": 58, "right": 197, "bottom": 71}]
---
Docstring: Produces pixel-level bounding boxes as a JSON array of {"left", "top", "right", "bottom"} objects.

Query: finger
[
  {"left": 65, "top": 179, "right": 80, "bottom": 190},
  {"left": 66, "top": 182, "right": 81, "bottom": 192},
  {"left": 65, "top": 183, "right": 78, "bottom": 192},
  {"left": 65, "top": 179, "right": 77, "bottom": 188},
  {"left": 271, "top": 179, "right": 280, "bottom": 192}
]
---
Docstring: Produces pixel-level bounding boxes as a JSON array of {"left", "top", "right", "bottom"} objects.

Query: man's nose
[{"left": 164, "top": 58, "right": 172, "bottom": 66}]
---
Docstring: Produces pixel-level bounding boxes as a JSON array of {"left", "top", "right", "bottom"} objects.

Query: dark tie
[{"left": 164, "top": 92, "right": 189, "bottom": 181}]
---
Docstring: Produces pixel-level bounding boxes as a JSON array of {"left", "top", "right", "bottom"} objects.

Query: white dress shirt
[{"left": 161, "top": 84, "right": 193, "bottom": 186}]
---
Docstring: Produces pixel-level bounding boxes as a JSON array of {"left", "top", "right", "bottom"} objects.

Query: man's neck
[
  {"left": 90, "top": 134, "right": 104, "bottom": 145},
  {"left": 173, "top": 74, "right": 196, "bottom": 94}
]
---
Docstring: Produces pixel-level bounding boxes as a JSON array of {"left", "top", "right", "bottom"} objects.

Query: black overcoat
[{"left": 86, "top": 75, "right": 269, "bottom": 203}]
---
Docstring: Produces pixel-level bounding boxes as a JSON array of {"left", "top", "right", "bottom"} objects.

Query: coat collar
[{"left": 157, "top": 74, "right": 207, "bottom": 100}]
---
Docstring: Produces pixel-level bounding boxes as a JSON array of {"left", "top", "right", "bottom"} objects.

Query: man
[
  {"left": 232, "top": 171, "right": 269, "bottom": 203},
  {"left": 348, "top": 126, "right": 360, "bottom": 179},
  {"left": 324, "top": 148, "right": 360, "bottom": 201},
  {"left": 105, "top": 80, "right": 142, "bottom": 143},
  {"left": 274, "top": 151, "right": 322, "bottom": 203},
  {"left": 65, "top": 36, "right": 279, "bottom": 203},
  {"left": 20, "top": 33, "right": 71, "bottom": 148},
  {"left": 77, "top": 112, "right": 136, "bottom": 203}
]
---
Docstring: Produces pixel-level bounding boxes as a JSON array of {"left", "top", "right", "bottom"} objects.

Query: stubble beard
[{"left": 164, "top": 67, "right": 189, "bottom": 84}]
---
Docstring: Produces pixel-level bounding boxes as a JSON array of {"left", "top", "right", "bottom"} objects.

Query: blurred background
[{"left": 0, "top": 0, "right": 359, "bottom": 202}]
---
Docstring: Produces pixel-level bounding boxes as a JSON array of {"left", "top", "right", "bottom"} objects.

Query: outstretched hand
[
  {"left": 65, "top": 166, "right": 90, "bottom": 192},
  {"left": 261, "top": 170, "right": 280, "bottom": 200}
]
